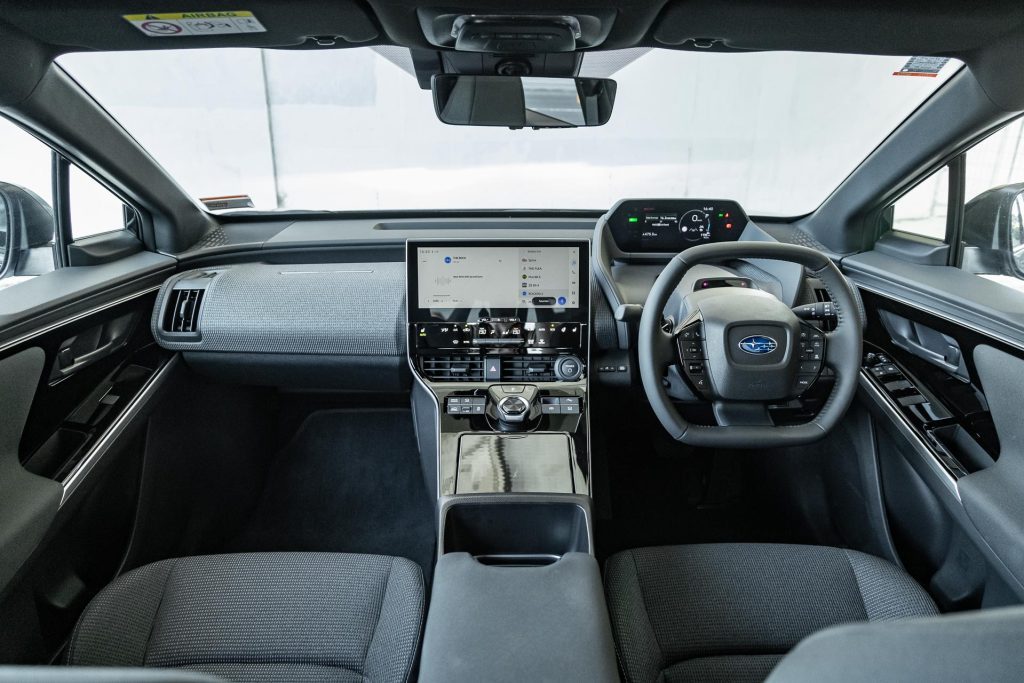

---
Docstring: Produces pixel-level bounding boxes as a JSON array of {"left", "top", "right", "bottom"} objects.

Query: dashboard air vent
[
  {"left": 503, "top": 355, "right": 556, "bottom": 382},
  {"left": 421, "top": 355, "right": 485, "bottom": 382},
  {"left": 163, "top": 289, "right": 205, "bottom": 333}
]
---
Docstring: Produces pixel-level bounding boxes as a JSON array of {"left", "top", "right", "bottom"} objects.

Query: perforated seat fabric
[
  {"left": 604, "top": 543, "right": 937, "bottom": 683},
  {"left": 67, "top": 552, "right": 424, "bottom": 683}
]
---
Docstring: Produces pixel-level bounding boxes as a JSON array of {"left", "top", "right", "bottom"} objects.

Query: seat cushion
[
  {"left": 604, "top": 543, "right": 937, "bottom": 683},
  {"left": 67, "top": 552, "right": 424, "bottom": 683}
]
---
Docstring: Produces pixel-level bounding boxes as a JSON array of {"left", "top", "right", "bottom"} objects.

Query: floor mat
[{"left": 228, "top": 408, "right": 436, "bottom": 582}]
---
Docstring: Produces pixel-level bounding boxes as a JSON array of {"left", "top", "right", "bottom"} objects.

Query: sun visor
[
  {"left": 0, "top": 1, "right": 379, "bottom": 52},
  {"left": 654, "top": 0, "right": 1024, "bottom": 56}
]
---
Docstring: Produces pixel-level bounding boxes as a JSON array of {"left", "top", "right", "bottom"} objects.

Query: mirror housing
[
  {"left": 961, "top": 181, "right": 1024, "bottom": 278},
  {"left": 0, "top": 182, "right": 55, "bottom": 282},
  {"left": 432, "top": 75, "right": 616, "bottom": 129}
]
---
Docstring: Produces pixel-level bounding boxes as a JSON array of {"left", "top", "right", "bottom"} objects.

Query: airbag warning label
[{"left": 123, "top": 11, "right": 266, "bottom": 37}]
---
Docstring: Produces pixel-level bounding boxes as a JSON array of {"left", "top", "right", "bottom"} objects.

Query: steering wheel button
[
  {"left": 798, "top": 361, "right": 821, "bottom": 374},
  {"left": 687, "top": 362, "right": 704, "bottom": 374}
]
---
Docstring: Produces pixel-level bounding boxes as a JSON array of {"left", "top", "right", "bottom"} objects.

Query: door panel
[
  {"left": 0, "top": 347, "right": 60, "bottom": 592},
  {"left": 857, "top": 286, "right": 1024, "bottom": 608},
  {"left": 959, "top": 346, "right": 1024, "bottom": 595},
  {"left": 0, "top": 289, "right": 175, "bottom": 663}
]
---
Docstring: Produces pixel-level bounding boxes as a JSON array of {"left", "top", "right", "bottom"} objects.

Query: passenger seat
[{"left": 66, "top": 552, "right": 424, "bottom": 682}]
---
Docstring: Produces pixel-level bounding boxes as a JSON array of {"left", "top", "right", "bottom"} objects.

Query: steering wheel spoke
[{"left": 712, "top": 401, "right": 773, "bottom": 427}]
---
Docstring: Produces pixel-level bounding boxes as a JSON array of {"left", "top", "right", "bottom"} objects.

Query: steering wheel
[{"left": 638, "top": 242, "right": 863, "bottom": 448}]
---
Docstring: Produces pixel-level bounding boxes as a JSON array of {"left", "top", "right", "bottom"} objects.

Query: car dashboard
[{"left": 148, "top": 198, "right": 836, "bottom": 497}]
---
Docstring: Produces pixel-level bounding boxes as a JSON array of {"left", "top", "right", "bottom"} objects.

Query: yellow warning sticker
[{"left": 123, "top": 10, "right": 266, "bottom": 37}]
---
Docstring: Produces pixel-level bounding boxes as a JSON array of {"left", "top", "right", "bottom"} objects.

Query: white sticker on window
[
  {"left": 123, "top": 11, "right": 266, "bottom": 37},
  {"left": 893, "top": 56, "right": 951, "bottom": 78}
]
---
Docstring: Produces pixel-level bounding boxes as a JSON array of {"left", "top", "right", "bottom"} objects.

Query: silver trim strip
[
  {"left": 0, "top": 285, "right": 161, "bottom": 355},
  {"left": 410, "top": 362, "right": 443, "bottom": 501},
  {"left": 858, "top": 369, "right": 961, "bottom": 501},
  {"left": 853, "top": 281, "right": 1024, "bottom": 354},
  {"left": 60, "top": 354, "right": 180, "bottom": 506}
]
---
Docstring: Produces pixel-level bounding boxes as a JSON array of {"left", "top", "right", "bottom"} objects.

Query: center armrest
[{"left": 419, "top": 552, "right": 619, "bottom": 683}]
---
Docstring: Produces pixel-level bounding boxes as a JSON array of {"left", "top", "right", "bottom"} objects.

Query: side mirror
[
  {"left": 0, "top": 182, "right": 55, "bottom": 283},
  {"left": 432, "top": 75, "right": 617, "bottom": 129},
  {"left": 961, "top": 182, "right": 1024, "bottom": 279}
]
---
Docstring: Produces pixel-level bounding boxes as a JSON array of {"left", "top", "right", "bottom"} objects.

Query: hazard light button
[{"left": 484, "top": 356, "right": 502, "bottom": 382}]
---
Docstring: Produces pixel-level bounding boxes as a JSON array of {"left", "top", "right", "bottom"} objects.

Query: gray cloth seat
[
  {"left": 67, "top": 552, "right": 424, "bottom": 683},
  {"left": 604, "top": 543, "right": 938, "bottom": 683}
]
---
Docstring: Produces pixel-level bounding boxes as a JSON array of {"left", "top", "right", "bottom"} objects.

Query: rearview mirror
[{"left": 432, "top": 75, "right": 617, "bottom": 129}]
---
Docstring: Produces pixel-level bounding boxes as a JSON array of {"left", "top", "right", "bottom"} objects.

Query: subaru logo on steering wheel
[{"left": 738, "top": 335, "right": 778, "bottom": 355}]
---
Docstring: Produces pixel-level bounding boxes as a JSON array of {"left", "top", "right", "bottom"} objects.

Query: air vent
[
  {"left": 421, "top": 355, "right": 485, "bottom": 382},
  {"left": 503, "top": 355, "right": 556, "bottom": 382},
  {"left": 163, "top": 289, "right": 205, "bottom": 333},
  {"left": 813, "top": 287, "right": 837, "bottom": 331}
]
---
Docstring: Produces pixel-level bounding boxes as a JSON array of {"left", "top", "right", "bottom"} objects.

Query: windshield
[{"left": 57, "top": 48, "right": 960, "bottom": 216}]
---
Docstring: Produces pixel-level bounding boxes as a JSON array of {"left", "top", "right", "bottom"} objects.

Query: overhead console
[{"left": 605, "top": 198, "right": 748, "bottom": 253}]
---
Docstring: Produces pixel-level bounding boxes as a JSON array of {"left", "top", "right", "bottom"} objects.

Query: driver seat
[{"left": 604, "top": 543, "right": 937, "bottom": 683}]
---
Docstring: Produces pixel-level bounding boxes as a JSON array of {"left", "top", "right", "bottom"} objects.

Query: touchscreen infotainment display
[{"left": 416, "top": 246, "right": 580, "bottom": 310}]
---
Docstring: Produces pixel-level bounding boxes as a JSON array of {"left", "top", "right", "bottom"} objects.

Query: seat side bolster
[
  {"left": 843, "top": 549, "right": 938, "bottom": 621},
  {"left": 604, "top": 550, "right": 666, "bottom": 683},
  {"left": 67, "top": 559, "right": 177, "bottom": 667},
  {"left": 362, "top": 556, "right": 425, "bottom": 683}
]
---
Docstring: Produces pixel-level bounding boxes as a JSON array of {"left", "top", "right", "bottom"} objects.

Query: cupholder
[{"left": 441, "top": 500, "right": 591, "bottom": 564}]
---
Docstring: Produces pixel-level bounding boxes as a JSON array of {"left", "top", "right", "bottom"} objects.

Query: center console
[
  {"left": 408, "top": 238, "right": 616, "bottom": 682},
  {"left": 407, "top": 239, "right": 591, "bottom": 498}
]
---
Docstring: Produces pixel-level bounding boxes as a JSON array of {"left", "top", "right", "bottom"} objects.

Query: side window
[
  {"left": 0, "top": 117, "right": 56, "bottom": 290},
  {"left": 69, "top": 164, "right": 128, "bottom": 239},
  {"left": 961, "top": 118, "right": 1024, "bottom": 289},
  {"left": 891, "top": 167, "right": 949, "bottom": 241}
]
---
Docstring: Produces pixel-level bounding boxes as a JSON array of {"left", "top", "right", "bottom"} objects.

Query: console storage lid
[{"left": 419, "top": 551, "right": 619, "bottom": 682}]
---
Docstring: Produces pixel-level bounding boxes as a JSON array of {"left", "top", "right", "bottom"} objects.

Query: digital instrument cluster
[{"left": 605, "top": 199, "right": 749, "bottom": 253}]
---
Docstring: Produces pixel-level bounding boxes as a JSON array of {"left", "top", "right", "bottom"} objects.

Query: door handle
[
  {"left": 55, "top": 340, "right": 119, "bottom": 378},
  {"left": 878, "top": 310, "right": 969, "bottom": 381},
  {"left": 49, "top": 312, "right": 136, "bottom": 381}
]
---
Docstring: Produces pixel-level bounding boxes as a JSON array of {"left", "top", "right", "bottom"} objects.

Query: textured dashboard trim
[{"left": 151, "top": 263, "right": 405, "bottom": 356}]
